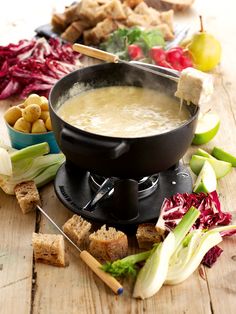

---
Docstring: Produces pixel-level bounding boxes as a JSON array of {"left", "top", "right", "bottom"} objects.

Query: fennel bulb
[
  {"left": 133, "top": 206, "right": 200, "bottom": 299},
  {"left": 133, "top": 232, "right": 175, "bottom": 299},
  {"left": 165, "top": 224, "right": 236, "bottom": 285},
  {"left": 0, "top": 142, "right": 65, "bottom": 194}
]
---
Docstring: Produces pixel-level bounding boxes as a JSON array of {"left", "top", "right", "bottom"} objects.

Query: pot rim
[{"left": 49, "top": 63, "right": 200, "bottom": 141}]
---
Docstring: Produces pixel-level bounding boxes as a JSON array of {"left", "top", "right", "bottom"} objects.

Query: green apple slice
[
  {"left": 192, "top": 112, "right": 220, "bottom": 145},
  {"left": 190, "top": 155, "right": 232, "bottom": 179},
  {"left": 195, "top": 148, "right": 216, "bottom": 159},
  {"left": 212, "top": 147, "right": 236, "bottom": 167},
  {"left": 193, "top": 161, "right": 217, "bottom": 193}
]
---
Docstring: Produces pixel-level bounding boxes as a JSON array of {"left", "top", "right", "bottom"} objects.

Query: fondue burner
[
  {"left": 54, "top": 162, "right": 193, "bottom": 228},
  {"left": 89, "top": 174, "right": 159, "bottom": 199}
]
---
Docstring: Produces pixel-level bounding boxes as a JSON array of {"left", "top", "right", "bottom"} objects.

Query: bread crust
[
  {"left": 51, "top": 0, "right": 175, "bottom": 44},
  {"left": 32, "top": 233, "right": 69, "bottom": 267},
  {"left": 89, "top": 225, "right": 128, "bottom": 262},
  {"left": 136, "top": 223, "right": 162, "bottom": 249},
  {"left": 62, "top": 214, "right": 92, "bottom": 248},
  {"left": 14, "top": 181, "right": 41, "bottom": 214}
]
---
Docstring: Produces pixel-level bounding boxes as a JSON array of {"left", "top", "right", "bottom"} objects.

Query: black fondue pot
[{"left": 49, "top": 63, "right": 199, "bottom": 178}]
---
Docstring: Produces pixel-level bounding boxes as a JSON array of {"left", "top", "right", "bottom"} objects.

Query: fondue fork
[
  {"left": 73, "top": 43, "right": 179, "bottom": 83},
  {"left": 36, "top": 204, "right": 124, "bottom": 295}
]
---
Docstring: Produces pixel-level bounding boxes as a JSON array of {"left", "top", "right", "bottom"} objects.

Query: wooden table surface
[{"left": 0, "top": 1, "right": 236, "bottom": 313}]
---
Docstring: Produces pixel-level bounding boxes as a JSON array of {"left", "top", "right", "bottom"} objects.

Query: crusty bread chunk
[
  {"left": 145, "top": 0, "right": 195, "bottom": 12},
  {"left": 14, "top": 181, "right": 41, "bottom": 214},
  {"left": 123, "top": 0, "right": 144, "bottom": 9},
  {"left": 32, "top": 233, "right": 69, "bottom": 267},
  {"left": 83, "top": 18, "right": 118, "bottom": 45},
  {"left": 89, "top": 225, "right": 128, "bottom": 262},
  {"left": 51, "top": 0, "right": 175, "bottom": 44},
  {"left": 61, "top": 20, "right": 87, "bottom": 42},
  {"left": 136, "top": 223, "right": 162, "bottom": 249},
  {"left": 175, "top": 67, "right": 214, "bottom": 105},
  {"left": 62, "top": 214, "right": 92, "bottom": 248}
]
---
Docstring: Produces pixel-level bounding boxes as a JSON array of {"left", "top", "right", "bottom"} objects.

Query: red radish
[
  {"left": 170, "top": 62, "right": 184, "bottom": 71},
  {"left": 158, "top": 60, "right": 173, "bottom": 69},
  {"left": 128, "top": 44, "right": 143, "bottom": 60},
  {"left": 180, "top": 55, "right": 193, "bottom": 68},
  {"left": 149, "top": 47, "right": 166, "bottom": 63},
  {"left": 166, "top": 48, "right": 183, "bottom": 64}
]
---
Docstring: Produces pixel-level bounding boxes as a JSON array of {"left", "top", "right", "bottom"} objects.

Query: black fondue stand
[
  {"left": 50, "top": 63, "right": 199, "bottom": 229},
  {"left": 54, "top": 162, "right": 192, "bottom": 228}
]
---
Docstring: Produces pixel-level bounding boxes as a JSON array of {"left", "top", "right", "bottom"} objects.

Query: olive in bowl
[{"left": 4, "top": 94, "right": 59, "bottom": 153}]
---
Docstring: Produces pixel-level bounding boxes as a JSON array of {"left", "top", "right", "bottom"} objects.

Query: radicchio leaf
[
  {"left": 0, "top": 37, "right": 81, "bottom": 100},
  {"left": 156, "top": 191, "right": 232, "bottom": 232},
  {"left": 202, "top": 245, "right": 223, "bottom": 268}
]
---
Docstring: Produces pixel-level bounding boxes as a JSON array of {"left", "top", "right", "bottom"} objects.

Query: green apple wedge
[
  {"left": 190, "top": 155, "right": 232, "bottom": 179},
  {"left": 212, "top": 147, "right": 236, "bottom": 167},
  {"left": 195, "top": 148, "right": 216, "bottom": 159},
  {"left": 193, "top": 161, "right": 217, "bottom": 193},
  {"left": 192, "top": 112, "right": 220, "bottom": 145}
]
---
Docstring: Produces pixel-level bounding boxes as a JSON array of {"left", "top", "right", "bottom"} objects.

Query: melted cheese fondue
[{"left": 57, "top": 86, "right": 190, "bottom": 138}]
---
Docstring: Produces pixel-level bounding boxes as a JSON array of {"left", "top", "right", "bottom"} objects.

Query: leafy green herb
[
  {"left": 101, "top": 250, "right": 151, "bottom": 277},
  {"left": 100, "top": 27, "right": 165, "bottom": 60}
]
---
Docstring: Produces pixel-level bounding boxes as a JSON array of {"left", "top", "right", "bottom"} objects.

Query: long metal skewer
[
  {"left": 73, "top": 43, "right": 179, "bottom": 82},
  {"left": 37, "top": 205, "right": 82, "bottom": 252},
  {"left": 36, "top": 205, "right": 123, "bottom": 295}
]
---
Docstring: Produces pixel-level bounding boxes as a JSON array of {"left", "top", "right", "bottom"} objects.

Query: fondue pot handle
[{"left": 60, "top": 128, "right": 129, "bottom": 159}]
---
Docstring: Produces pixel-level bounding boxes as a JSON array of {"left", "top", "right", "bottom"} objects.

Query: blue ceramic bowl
[{"left": 6, "top": 123, "right": 60, "bottom": 153}]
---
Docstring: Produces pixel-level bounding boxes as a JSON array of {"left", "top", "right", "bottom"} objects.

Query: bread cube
[
  {"left": 89, "top": 225, "right": 128, "bottom": 262},
  {"left": 32, "top": 233, "right": 69, "bottom": 267},
  {"left": 62, "top": 214, "right": 91, "bottom": 248},
  {"left": 175, "top": 67, "right": 214, "bottom": 105},
  {"left": 14, "top": 181, "right": 41, "bottom": 214},
  {"left": 136, "top": 223, "right": 162, "bottom": 249}
]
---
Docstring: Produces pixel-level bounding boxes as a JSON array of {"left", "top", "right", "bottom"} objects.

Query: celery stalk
[
  {"left": 102, "top": 250, "right": 152, "bottom": 277},
  {"left": 133, "top": 206, "right": 200, "bottom": 299}
]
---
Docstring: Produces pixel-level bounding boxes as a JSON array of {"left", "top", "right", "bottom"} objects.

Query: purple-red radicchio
[{"left": 0, "top": 37, "right": 81, "bottom": 99}]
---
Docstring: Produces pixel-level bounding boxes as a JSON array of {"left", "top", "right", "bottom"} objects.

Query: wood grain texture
[{"left": 0, "top": 190, "right": 35, "bottom": 314}]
